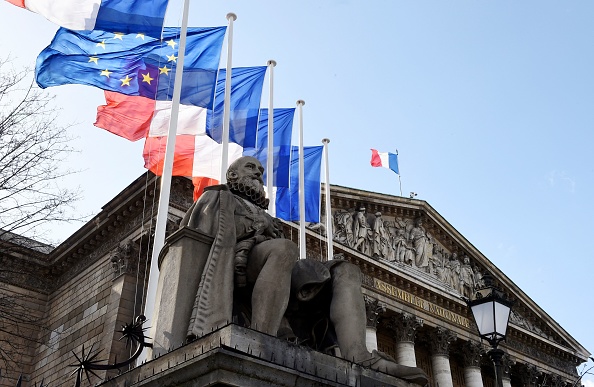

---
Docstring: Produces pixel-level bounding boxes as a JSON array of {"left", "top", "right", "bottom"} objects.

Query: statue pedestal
[
  {"left": 147, "top": 227, "right": 213, "bottom": 358},
  {"left": 103, "top": 325, "right": 419, "bottom": 387}
]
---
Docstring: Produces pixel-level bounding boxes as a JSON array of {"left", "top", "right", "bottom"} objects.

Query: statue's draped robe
[{"left": 180, "top": 185, "right": 239, "bottom": 338}]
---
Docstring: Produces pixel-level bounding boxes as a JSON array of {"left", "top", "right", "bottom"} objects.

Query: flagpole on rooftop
[
  {"left": 296, "top": 100, "right": 306, "bottom": 259},
  {"left": 396, "top": 149, "right": 403, "bottom": 196},
  {"left": 220, "top": 13, "right": 237, "bottom": 183},
  {"left": 322, "top": 138, "right": 334, "bottom": 261},
  {"left": 141, "top": 0, "right": 192, "bottom": 364},
  {"left": 266, "top": 60, "right": 276, "bottom": 216}
]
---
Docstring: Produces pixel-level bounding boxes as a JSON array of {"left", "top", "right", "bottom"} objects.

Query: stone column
[
  {"left": 364, "top": 296, "right": 385, "bottom": 352},
  {"left": 389, "top": 313, "right": 423, "bottom": 367},
  {"left": 462, "top": 341, "right": 484, "bottom": 387},
  {"left": 502, "top": 354, "right": 515, "bottom": 387},
  {"left": 429, "top": 327, "right": 457, "bottom": 387}
]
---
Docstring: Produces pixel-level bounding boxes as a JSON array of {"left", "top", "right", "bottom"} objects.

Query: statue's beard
[{"left": 228, "top": 176, "right": 269, "bottom": 209}]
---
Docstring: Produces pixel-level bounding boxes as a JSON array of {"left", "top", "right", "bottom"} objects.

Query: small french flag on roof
[{"left": 370, "top": 149, "right": 399, "bottom": 174}]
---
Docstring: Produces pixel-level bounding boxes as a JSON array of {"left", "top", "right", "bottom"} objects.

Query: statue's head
[
  {"left": 226, "top": 156, "right": 268, "bottom": 208},
  {"left": 227, "top": 156, "right": 264, "bottom": 184}
]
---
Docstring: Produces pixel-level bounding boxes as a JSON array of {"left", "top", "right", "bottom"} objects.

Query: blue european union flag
[{"left": 35, "top": 26, "right": 226, "bottom": 109}]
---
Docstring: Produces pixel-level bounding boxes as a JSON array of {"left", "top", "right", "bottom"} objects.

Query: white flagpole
[
  {"left": 296, "top": 100, "right": 306, "bottom": 259},
  {"left": 322, "top": 138, "right": 333, "bottom": 261},
  {"left": 266, "top": 59, "right": 276, "bottom": 216},
  {"left": 141, "top": 0, "right": 191, "bottom": 364},
  {"left": 220, "top": 13, "right": 237, "bottom": 183}
]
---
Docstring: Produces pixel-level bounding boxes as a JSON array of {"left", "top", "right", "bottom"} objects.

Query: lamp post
[{"left": 466, "top": 273, "right": 514, "bottom": 387}]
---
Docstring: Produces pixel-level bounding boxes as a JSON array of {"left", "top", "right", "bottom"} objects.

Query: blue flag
[
  {"left": 36, "top": 26, "right": 227, "bottom": 109},
  {"left": 276, "top": 146, "right": 323, "bottom": 223},
  {"left": 243, "top": 108, "right": 295, "bottom": 188},
  {"left": 7, "top": 0, "right": 169, "bottom": 37},
  {"left": 206, "top": 66, "right": 267, "bottom": 148}
]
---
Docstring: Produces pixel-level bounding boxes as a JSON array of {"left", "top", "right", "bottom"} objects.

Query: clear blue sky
[{"left": 1, "top": 0, "right": 593, "bottom": 382}]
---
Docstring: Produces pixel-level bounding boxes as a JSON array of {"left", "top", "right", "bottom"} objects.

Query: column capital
[
  {"left": 502, "top": 354, "right": 515, "bottom": 380},
  {"left": 388, "top": 312, "right": 423, "bottom": 343},
  {"left": 428, "top": 327, "right": 457, "bottom": 356},
  {"left": 364, "top": 296, "right": 385, "bottom": 328},
  {"left": 461, "top": 341, "right": 485, "bottom": 368},
  {"left": 518, "top": 363, "right": 541, "bottom": 386}
]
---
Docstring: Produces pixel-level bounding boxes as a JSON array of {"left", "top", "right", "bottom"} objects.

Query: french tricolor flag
[
  {"left": 370, "top": 149, "right": 399, "bottom": 174},
  {"left": 5, "top": 0, "right": 168, "bottom": 36}
]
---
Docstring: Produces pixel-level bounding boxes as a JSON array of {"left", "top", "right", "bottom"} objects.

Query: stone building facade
[{"left": 0, "top": 174, "right": 589, "bottom": 386}]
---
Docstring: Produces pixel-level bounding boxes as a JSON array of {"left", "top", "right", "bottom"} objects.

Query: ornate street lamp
[{"left": 466, "top": 273, "right": 514, "bottom": 387}]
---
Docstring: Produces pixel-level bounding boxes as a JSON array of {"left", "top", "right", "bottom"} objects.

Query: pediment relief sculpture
[{"left": 332, "top": 208, "right": 487, "bottom": 298}]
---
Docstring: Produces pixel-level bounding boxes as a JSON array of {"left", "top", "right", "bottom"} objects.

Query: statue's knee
[
  {"left": 277, "top": 239, "right": 299, "bottom": 267},
  {"left": 331, "top": 262, "right": 361, "bottom": 283}
]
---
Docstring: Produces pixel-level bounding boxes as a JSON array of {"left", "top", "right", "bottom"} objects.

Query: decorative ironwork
[{"left": 69, "top": 315, "right": 152, "bottom": 386}]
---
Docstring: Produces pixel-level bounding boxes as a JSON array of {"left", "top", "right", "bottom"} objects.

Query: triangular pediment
[{"left": 318, "top": 184, "right": 589, "bottom": 375}]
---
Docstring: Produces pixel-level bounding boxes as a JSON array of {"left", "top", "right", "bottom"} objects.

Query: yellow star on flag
[
  {"left": 100, "top": 69, "right": 112, "bottom": 78},
  {"left": 159, "top": 65, "right": 171, "bottom": 75},
  {"left": 136, "top": 33, "right": 145, "bottom": 40},
  {"left": 96, "top": 40, "right": 106, "bottom": 49},
  {"left": 166, "top": 39, "right": 177, "bottom": 49},
  {"left": 142, "top": 72, "right": 154, "bottom": 85},
  {"left": 120, "top": 75, "right": 132, "bottom": 86},
  {"left": 88, "top": 57, "right": 99, "bottom": 65},
  {"left": 167, "top": 54, "right": 177, "bottom": 63},
  {"left": 113, "top": 33, "right": 124, "bottom": 40}
]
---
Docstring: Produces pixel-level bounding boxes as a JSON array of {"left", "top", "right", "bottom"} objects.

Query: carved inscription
[{"left": 372, "top": 278, "right": 470, "bottom": 328}]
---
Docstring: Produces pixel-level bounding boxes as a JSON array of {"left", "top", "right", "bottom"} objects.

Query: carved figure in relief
[
  {"left": 448, "top": 255, "right": 461, "bottom": 290},
  {"left": 459, "top": 256, "right": 475, "bottom": 298},
  {"left": 410, "top": 217, "right": 429, "bottom": 269},
  {"left": 353, "top": 207, "right": 372, "bottom": 255},
  {"left": 333, "top": 209, "right": 354, "bottom": 247},
  {"left": 473, "top": 265, "right": 485, "bottom": 289},
  {"left": 372, "top": 212, "right": 390, "bottom": 259}
]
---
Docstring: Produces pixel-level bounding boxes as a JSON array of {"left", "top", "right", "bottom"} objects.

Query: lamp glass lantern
[{"left": 467, "top": 274, "right": 513, "bottom": 347}]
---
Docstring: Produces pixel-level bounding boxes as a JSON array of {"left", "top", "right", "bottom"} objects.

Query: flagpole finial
[
  {"left": 226, "top": 12, "right": 237, "bottom": 21},
  {"left": 296, "top": 99, "right": 305, "bottom": 106},
  {"left": 267, "top": 59, "right": 277, "bottom": 67},
  {"left": 322, "top": 138, "right": 330, "bottom": 144}
]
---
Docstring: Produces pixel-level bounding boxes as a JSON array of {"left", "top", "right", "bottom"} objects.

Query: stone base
[{"left": 101, "top": 324, "right": 418, "bottom": 387}]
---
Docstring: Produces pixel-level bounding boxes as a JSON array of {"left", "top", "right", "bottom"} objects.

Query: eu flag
[{"left": 36, "top": 26, "right": 226, "bottom": 109}]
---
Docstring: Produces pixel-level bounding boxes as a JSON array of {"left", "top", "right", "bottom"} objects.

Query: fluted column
[
  {"left": 462, "top": 341, "right": 484, "bottom": 387},
  {"left": 429, "top": 327, "right": 457, "bottom": 387},
  {"left": 364, "top": 296, "right": 385, "bottom": 352},
  {"left": 389, "top": 313, "right": 423, "bottom": 367},
  {"left": 502, "top": 354, "right": 515, "bottom": 387}
]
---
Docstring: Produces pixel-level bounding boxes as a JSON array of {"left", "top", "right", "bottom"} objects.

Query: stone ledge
[{"left": 101, "top": 324, "right": 416, "bottom": 387}]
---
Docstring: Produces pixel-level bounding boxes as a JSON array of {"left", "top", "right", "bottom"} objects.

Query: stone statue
[
  {"left": 410, "top": 217, "right": 429, "bottom": 270},
  {"left": 459, "top": 255, "right": 475, "bottom": 297},
  {"left": 333, "top": 208, "right": 354, "bottom": 247},
  {"left": 392, "top": 228, "right": 411, "bottom": 265},
  {"left": 152, "top": 156, "right": 428, "bottom": 384},
  {"left": 353, "top": 207, "right": 372, "bottom": 255},
  {"left": 181, "top": 156, "right": 297, "bottom": 337},
  {"left": 372, "top": 212, "right": 390, "bottom": 259}
]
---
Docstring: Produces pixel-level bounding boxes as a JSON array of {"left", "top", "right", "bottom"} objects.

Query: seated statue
[{"left": 165, "top": 156, "right": 427, "bottom": 384}]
